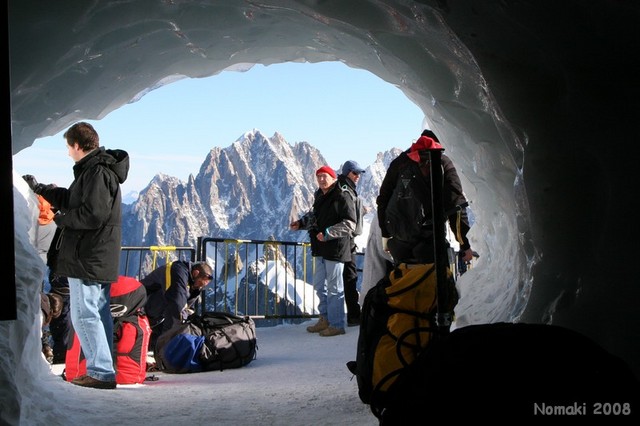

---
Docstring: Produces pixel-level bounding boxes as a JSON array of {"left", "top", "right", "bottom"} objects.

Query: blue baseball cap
[{"left": 341, "top": 160, "right": 366, "bottom": 175}]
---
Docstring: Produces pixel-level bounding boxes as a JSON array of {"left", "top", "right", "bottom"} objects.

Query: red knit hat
[
  {"left": 316, "top": 165, "right": 337, "bottom": 179},
  {"left": 408, "top": 135, "right": 444, "bottom": 162},
  {"left": 410, "top": 135, "right": 443, "bottom": 152}
]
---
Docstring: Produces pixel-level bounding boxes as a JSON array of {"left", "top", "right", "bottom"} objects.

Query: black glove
[
  {"left": 34, "top": 183, "right": 50, "bottom": 195},
  {"left": 22, "top": 174, "right": 38, "bottom": 191}
]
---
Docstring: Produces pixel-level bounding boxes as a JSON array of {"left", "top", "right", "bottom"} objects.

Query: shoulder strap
[
  {"left": 165, "top": 261, "right": 173, "bottom": 290},
  {"left": 339, "top": 182, "right": 356, "bottom": 199},
  {"left": 339, "top": 182, "right": 361, "bottom": 229}
]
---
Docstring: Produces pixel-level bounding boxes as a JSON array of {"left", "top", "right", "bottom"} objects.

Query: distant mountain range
[{"left": 121, "top": 129, "right": 402, "bottom": 248}]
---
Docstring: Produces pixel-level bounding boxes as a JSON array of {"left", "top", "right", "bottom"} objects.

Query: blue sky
[{"left": 13, "top": 61, "right": 426, "bottom": 196}]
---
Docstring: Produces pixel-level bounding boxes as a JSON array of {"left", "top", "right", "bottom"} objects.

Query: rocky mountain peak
[{"left": 122, "top": 130, "right": 395, "bottom": 248}]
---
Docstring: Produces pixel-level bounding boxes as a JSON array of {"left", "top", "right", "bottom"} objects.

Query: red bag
[
  {"left": 64, "top": 332, "right": 86, "bottom": 382},
  {"left": 113, "top": 315, "right": 151, "bottom": 384}
]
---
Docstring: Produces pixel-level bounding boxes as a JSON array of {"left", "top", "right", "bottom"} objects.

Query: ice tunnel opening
[
  {"left": 11, "top": 1, "right": 534, "bottom": 328},
  {"left": 14, "top": 61, "right": 427, "bottom": 197}
]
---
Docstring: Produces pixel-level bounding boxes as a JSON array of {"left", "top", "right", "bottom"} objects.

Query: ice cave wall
[{"left": 8, "top": 0, "right": 640, "bottom": 379}]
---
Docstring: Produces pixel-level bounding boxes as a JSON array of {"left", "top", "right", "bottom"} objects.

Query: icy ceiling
[{"left": 8, "top": 0, "right": 640, "bottom": 381}]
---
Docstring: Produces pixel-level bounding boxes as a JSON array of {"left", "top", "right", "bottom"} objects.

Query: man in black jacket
[
  {"left": 337, "top": 160, "right": 366, "bottom": 326},
  {"left": 377, "top": 129, "right": 473, "bottom": 266},
  {"left": 290, "top": 165, "right": 357, "bottom": 337},
  {"left": 141, "top": 260, "right": 213, "bottom": 351},
  {"left": 26, "top": 122, "right": 129, "bottom": 390}
]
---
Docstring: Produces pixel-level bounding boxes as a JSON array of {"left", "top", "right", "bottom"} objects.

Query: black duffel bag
[
  {"left": 156, "top": 311, "right": 257, "bottom": 373},
  {"left": 189, "top": 312, "right": 258, "bottom": 371}
]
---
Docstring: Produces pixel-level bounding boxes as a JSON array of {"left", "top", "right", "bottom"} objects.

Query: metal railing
[
  {"left": 119, "top": 238, "right": 364, "bottom": 322},
  {"left": 197, "top": 237, "right": 319, "bottom": 319},
  {"left": 120, "top": 245, "right": 196, "bottom": 280},
  {"left": 120, "top": 238, "right": 476, "bottom": 323}
]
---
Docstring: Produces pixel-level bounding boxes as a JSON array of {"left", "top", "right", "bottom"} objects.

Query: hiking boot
[
  {"left": 306, "top": 316, "right": 329, "bottom": 333},
  {"left": 71, "top": 375, "right": 117, "bottom": 390},
  {"left": 347, "top": 317, "right": 360, "bottom": 327},
  {"left": 42, "top": 344, "right": 54, "bottom": 364},
  {"left": 319, "top": 326, "right": 345, "bottom": 337}
]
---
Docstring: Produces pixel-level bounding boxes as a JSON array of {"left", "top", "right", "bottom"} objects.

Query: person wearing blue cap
[
  {"left": 342, "top": 160, "right": 366, "bottom": 177},
  {"left": 338, "top": 160, "right": 366, "bottom": 326}
]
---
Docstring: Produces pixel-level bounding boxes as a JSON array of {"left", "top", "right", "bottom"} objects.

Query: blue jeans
[
  {"left": 68, "top": 278, "right": 116, "bottom": 381},
  {"left": 313, "top": 257, "right": 346, "bottom": 329}
]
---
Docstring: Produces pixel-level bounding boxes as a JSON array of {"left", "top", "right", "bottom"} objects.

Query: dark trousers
[
  {"left": 49, "top": 301, "right": 71, "bottom": 363},
  {"left": 49, "top": 273, "right": 71, "bottom": 363},
  {"left": 148, "top": 316, "right": 165, "bottom": 353},
  {"left": 343, "top": 251, "right": 360, "bottom": 320}
]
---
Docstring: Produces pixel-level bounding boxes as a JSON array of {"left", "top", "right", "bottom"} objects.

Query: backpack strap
[
  {"left": 339, "top": 182, "right": 361, "bottom": 236},
  {"left": 165, "top": 261, "right": 173, "bottom": 291},
  {"left": 339, "top": 182, "right": 355, "bottom": 199}
]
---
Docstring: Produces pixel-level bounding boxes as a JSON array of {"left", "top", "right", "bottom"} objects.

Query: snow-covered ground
[
  {"left": 43, "top": 321, "right": 375, "bottom": 426},
  {"left": 4, "top": 177, "right": 374, "bottom": 425}
]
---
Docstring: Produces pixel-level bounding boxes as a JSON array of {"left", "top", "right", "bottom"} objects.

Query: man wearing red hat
[
  {"left": 377, "top": 129, "right": 473, "bottom": 267},
  {"left": 290, "top": 165, "right": 358, "bottom": 336}
]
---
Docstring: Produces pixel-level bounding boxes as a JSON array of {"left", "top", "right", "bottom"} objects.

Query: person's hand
[
  {"left": 22, "top": 175, "right": 51, "bottom": 194},
  {"left": 289, "top": 220, "right": 299, "bottom": 230},
  {"left": 22, "top": 174, "right": 38, "bottom": 191}
]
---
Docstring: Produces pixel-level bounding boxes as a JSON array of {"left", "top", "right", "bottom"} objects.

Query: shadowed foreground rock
[{"left": 378, "top": 323, "right": 640, "bottom": 422}]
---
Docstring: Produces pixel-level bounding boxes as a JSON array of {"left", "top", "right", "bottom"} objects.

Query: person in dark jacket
[
  {"left": 141, "top": 260, "right": 213, "bottom": 351},
  {"left": 337, "top": 160, "right": 366, "bottom": 327},
  {"left": 45, "top": 226, "right": 72, "bottom": 364},
  {"left": 376, "top": 129, "right": 473, "bottom": 265},
  {"left": 290, "top": 165, "right": 357, "bottom": 336},
  {"left": 25, "top": 121, "right": 129, "bottom": 390}
]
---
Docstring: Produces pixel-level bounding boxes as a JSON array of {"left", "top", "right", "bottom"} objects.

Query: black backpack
[
  {"left": 340, "top": 182, "right": 363, "bottom": 237},
  {"left": 190, "top": 312, "right": 258, "bottom": 371},
  {"left": 353, "top": 196, "right": 363, "bottom": 236},
  {"left": 347, "top": 273, "right": 393, "bottom": 404},
  {"left": 384, "top": 152, "right": 434, "bottom": 243}
]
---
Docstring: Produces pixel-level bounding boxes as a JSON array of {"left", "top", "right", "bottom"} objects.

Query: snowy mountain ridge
[{"left": 122, "top": 129, "right": 400, "bottom": 248}]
